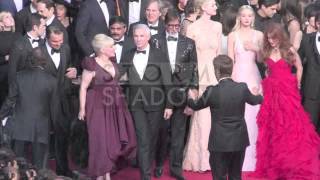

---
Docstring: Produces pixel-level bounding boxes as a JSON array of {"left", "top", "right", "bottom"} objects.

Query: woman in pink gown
[
  {"left": 228, "top": 5, "right": 264, "bottom": 171},
  {"left": 183, "top": 0, "right": 222, "bottom": 172},
  {"left": 253, "top": 23, "right": 320, "bottom": 179}
]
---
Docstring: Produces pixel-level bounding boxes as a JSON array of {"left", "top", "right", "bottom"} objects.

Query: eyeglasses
[{"left": 167, "top": 24, "right": 180, "bottom": 28}]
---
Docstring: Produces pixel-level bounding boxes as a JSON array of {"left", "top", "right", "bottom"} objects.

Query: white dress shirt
[
  {"left": 46, "top": 42, "right": 60, "bottom": 69},
  {"left": 316, "top": 32, "right": 320, "bottom": 55},
  {"left": 166, "top": 33, "right": 178, "bottom": 72},
  {"left": 46, "top": 15, "right": 55, "bottom": 26},
  {"left": 148, "top": 21, "right": 159, "bottom": 36},
  {"left": 133, "top": 45, "right": 150, "bottom": 80},
  {"left": 97, "top": 0, "right": 110, "bottom": 26},
  {"left": 13, "top": 0, "right": 23, "bottom": 12},
  {"left": 30, "top": 4, "right": 37, "bottom": 13},
  {"left": 128, "top": 0, "right": 141, "bottom": 26},
  {"left": 115, "top": 37, "right": 124, "bottom": 63},
  {"left": 27, "top": 32, "right": 40, "bottom": 48}
]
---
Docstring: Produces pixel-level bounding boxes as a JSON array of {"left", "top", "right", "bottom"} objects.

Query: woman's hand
[
  {"left": 244, "top": 41, "right": 259, "bottom": 52},
  {"left": 78, "top": 109, "right": 85, "bottom": 121}
]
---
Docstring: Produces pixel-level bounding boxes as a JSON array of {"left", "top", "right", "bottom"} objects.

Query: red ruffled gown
[{"left": 253, "top": 58, "right": 320, "bottom": 180}]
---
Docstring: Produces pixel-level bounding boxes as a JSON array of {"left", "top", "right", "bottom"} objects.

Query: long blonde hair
[
  {"left": 233, "top": 5, "right": 255, "bottom": 31},
  {"left": 0, "top": 11, "right": 15, "bottom": 32}
]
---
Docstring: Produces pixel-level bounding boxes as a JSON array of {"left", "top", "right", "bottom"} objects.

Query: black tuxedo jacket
[
  {"left": 40, "top": 44, "right": 72, "bottom": 131},
  {"left": 300, "top": 32, "right": 320, "bottom": 100},
  {"left": 8, "top": 35, "right": 44, "bottom": 82},
  {"left": 188, "top": 79, "right": 263, "bottom": 152},
  {"left": 119, "top": 0, "right": 148, "bottom": 26},
  {"left": 0, "top": 0, "right": 29, "bottom": 16},
  {"left": 119, "top": 46, "right": 173, "bottom": 111},
  {"left": 118, "top": 36, "right": 135, "bottom": 63},
  {"left": 151, "top": 33, "right": 198, "bottom": 107},
  {"left": 48, "top": 17, "right": 69, "bottom": 45},
  {"left": 14, "top": 5, "right": 32, "bottom": 35},
  {"left": 127, "top": 19, "right": 166, "bottom": 37},
  {"left": 0, "top": 68, "right": 57, "bottom": 144},
  {"left": 75, "top": 0, "right": 116, "bottom": 56}
]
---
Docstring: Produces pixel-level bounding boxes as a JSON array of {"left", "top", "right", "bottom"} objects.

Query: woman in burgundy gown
[
  {"left": 253, "top": 23, "right": 320, "bottom": 179},
  {"left": 78, "top": 34, "right": 136, "bottom": 180}
]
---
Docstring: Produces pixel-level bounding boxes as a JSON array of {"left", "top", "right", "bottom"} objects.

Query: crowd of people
[{"left": 0, "top": 0, "right": 319, "bottom": 180}]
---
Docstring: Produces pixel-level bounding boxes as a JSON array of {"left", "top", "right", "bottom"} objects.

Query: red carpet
[{"left": 111, "top": 161, "right": 268, "bottom": 180}]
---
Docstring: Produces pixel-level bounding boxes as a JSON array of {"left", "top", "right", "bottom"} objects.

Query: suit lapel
[
  {"left": 42, "top": 46, "right": 58, "bottom": 77},
  {"left": 93, "top": 0, "right": 108, "bottom": 25},
  {"left": 312, "top": 34, "right": 320, "bottom": 65},
  {"left": 175, "top": 35, "right": 185, "bottom": 65}
]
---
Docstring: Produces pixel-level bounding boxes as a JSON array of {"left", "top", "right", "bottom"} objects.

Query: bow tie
[
  {"left": 129, "top": 0, "right": 139, "bottom": 2},
  {"left": 32, "top": 39, "right": 40, "bottom": 44},
  {"left": 115, "top": 41, "right": 124, "bottom": 46},
  {"left": 167, "top": 36, "right": 178, "bottom": 41},
  {"left": 100, "top": 0, "right": 107, "bottom": 3},
  {"left": 51, "top": 48, "right": 61, "bottom": 55},
  {"left": 136, "top": 50, "right": 146, "bottom": 54},
  {"left": 318, "top": 36, "right": 320, "bottom": 42},
  {"left": 149, "top": 26, "right": 158, "bottom": 30}
]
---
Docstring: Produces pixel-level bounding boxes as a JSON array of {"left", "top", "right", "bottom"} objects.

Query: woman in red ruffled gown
[{"left": 253, "top": 23, "right": 320, "bottom": 180}]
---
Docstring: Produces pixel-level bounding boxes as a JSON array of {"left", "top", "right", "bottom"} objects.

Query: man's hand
[
  {"left": 163, "top": 108, "right": 173, "bottom": 120},
  {"left": 65, "top": 67, "right": 77, "bottom": 79},
  {"left": 251, "top": 86, "right": 260, "bottom": 96},
  {"left": 188, "top": 89, "right": 198, "bottom": 100},
  {"left": 183, "top": 106, "right": 194, "bottom": 116}
]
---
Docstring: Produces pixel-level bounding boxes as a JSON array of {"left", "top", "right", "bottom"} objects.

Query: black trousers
[
  {"left": 303, "top": 98, "right": 320, "bottom": 132},
  {"left": 14, "top": 140, "right": 48, "bottom": 169},
  {"left": 209, "top": 150, "right": 246, "bottom": 180},
  {"left": 131, "top": 109, "right": 163, "bottom": 180}
]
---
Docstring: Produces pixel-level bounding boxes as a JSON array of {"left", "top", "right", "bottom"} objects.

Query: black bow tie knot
[
  {"left": 318, "top": 36, "right": 320, "bottom": 42},
  {"left": 149, "top": 26, "right": 158, "bottom": 30},
  {"left": 51, "top": 48, "right": 61, "bottom": 55},
  {"left": 32, "top": 39, "right": 41, "bottom": 44},
  {"left": 115, "top": 41, "right": 124, "bottom": 46},
  {"left": 129, "top": 0, "right": 139, "bottom": 2},
  {"left": 167, "top": 36, "right": 178, "bottom": 41},
  {"left": 136, "top": 50, "right": 146, "bottom": 54},
  {"left": 100, "top": 0, "right": 107, "bottom": 3}
]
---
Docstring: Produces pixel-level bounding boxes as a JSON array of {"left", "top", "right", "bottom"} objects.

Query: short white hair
[
  {"left": 91, "top": 34, "right": 114, "bottom": 54},
  {"left": 133, "top": 24, "right": 151, "bottom": 37}
]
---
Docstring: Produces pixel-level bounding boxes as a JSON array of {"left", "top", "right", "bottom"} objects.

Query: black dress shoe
[
  {"left": 154, "top": 166, "right": 163, "bottom": 178},
  {"left": 170, "top": 172, "right": 186, "bottom": 180}
]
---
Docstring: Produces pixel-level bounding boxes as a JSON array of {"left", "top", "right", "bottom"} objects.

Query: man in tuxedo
[
  {"left": 40, "top": 25, "right": 77, "bottom": 176},
  {"left": 119, "top": 24, "right": 173, "bottom": 180},
  {"left": 0, "top": 0, "right": 29, "bottom": 16},
  {"left": 151, "top": 10, "right": 198, "bottom": 180},
  {"left": 128, "top": 0, "right": 165, "bottom": 37},
  {"left": 75, "top": 0, "right": 116, "bottom": 57},
  {"left": 187, "top": 55, "right": 263, "bottom": 180},
  {"left": 36, "top": 0, "right": 69, "bottom": 44},
  {"left": 254, "top": 0, "right": 281, "bottom": 32},
  {"left": 8, "top": 13, "right": 46, "bottom": 82},
  {"left": 109, "top": 16, "right": 135, "bottom": 64},
  {"left": 15, "top": 0, "right": 38, "bottom": 35},
  {"left": 118, "top": 0, "right": 148, "bottom": 27},
  {"left": 0, "top": 47, "right": 57, "bottom": 169},
  {"left": 300, "top": 13, "right": 320, "bottom": 132}
]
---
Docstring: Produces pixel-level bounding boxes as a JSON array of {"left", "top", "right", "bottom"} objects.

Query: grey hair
[
  {"left": 133, "top": 24, "right": 151, "bottom": 36},
  {"left": 91, "top": 34, "right": 114, "bottom": 54}
]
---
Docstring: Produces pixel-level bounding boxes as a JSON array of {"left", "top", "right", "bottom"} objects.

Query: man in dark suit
[
  {"left": 109, "top": 16, "right": 135, "bottom": 64},
  {"left": 187, "top": 55, "right": 263, "bottom": 180},
  {"left": 118, "top": 0, "right": 148, "bottom": 27},
  {"left": 8, "top": 13, "right": 46, "bottom": 82},
  {"left": 0, "top": 0, "right": 29, "bottom": 16},
  {"left": 14, "top": 0, "right": 38, "bottom": 35},
  {"left": 37, "top": 0, "right": 69, "bottom": 44},
  {"left": 40, "top": 25, "right": 77, "bottom": 176},
  {"left": 75, "top": 0, "right": 116, "bottom": 57},
  {"left": 119, "top": 24, "right": 173, "bottom": 180},
  {"left": 127, "top": 0, "right": 165, "bottom": 37},
  {"left": 254, "top": 0, "right": 281, "bottom": 32},
  {"left": 300, "top": 13, "right": 320, "bottom": 133},
  {"left": 151, "top": 10, "right": 198, "bottom": 180},
  {"left": 0, "top": 47, "right": 57, "bottom": 169}
]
